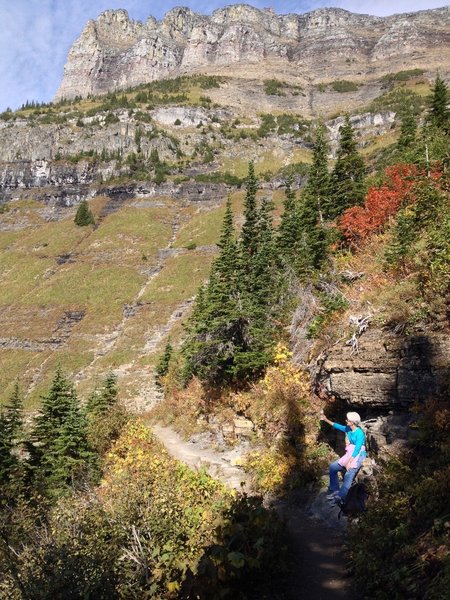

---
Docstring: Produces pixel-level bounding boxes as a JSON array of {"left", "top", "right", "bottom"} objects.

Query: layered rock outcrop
[
  {"left": 316, "top": 330, "right": 450, "bottom": 409},
  {"left": 0, "top": 114, "right": 175, "bottom": 163},
  {"left": 55, "top": 5, "right": 450, "bottom": 101}
]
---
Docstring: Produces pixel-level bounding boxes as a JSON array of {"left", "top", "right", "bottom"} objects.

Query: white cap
[{"left": 346, "top": 411, "right": 361, "bottom": 426}]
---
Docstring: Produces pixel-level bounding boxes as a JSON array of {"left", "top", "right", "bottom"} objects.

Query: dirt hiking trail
[{"left": 152, "top": 424, "right": 356, "bottom": 600}]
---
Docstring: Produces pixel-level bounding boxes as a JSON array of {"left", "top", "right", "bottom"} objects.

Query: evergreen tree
[
  {"left": 277, "top": 123, "right": 330, "bottom": 277},
  {"left": 291, "top": 120, "right": 330, "bottom": 275},
  {"left": 240, "top": 162, "right": 259, "bottom": 257},
  {"left": 0, "top": 412, "right": 16, "bottom": 488},
  {"left": 74, "top": 200, "right": 95, "bottom": 226},
  {"left": 31, "top": 368, "right": 96, "bottom": 493},
  {"left": 155, "top": 341, "right": 173, "bottom": 386},
  {"left": 307, "top": 120, "right": 331, "bottom": 220},
  {"left": 86, "top": 372, "right": 119, "bottom": 415},
  {"left": 45, "top": 400, "right": 96, "bottom": 493},
  {"left": 328, "top": 115, "right": 365, "bottom": 219},
  {"left": 33, "top": 367, "right": 76, "bottom": 449},
  {"left": 3, "top": 382, "right": 23, "bottom": 441},
  {"left": 236, "top": 196, "right": 281, "bottom": 377},
  {"left": 183, "top": 197, "right": 254, "bottom": 385},
  {"left": 250, "top": 195, "right": 277, "bottom": 311},
  {"left": 0, "top": 383, "right": 25, "bottom": 493},
  {"left": 428, "top": 74, "right": 449, "bottom": 130},
  {"left": 86, "top": 373, "right": 128, "bottom": 456},
  {"left": 183, "top": 188, "right": 285, "bottom": 386},
  {"left": 295, "top": 188, "right": 328, "bottom": 276},
  {"left": 277, "top": 176, "right": 301, "bottom": 266},
  {"left": 397, "top": 107, "right": 417, "bottom": 150}
]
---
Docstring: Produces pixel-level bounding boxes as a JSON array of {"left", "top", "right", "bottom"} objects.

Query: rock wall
[
  {"left": 0, "top": 160, "right": 231, "bottom": 208},
  {"left": 55, "top": 5, "right": 450, "bottom": 101},
  {"left": 315, "top": 330, "right": 450, "bottom": 409},
  {"left": 0, "top": 114, "right": 174, "bottom": 163}
]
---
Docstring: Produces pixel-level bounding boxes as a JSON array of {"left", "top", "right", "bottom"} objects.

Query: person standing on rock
[{"left": 320, "top": 410, "right": 366, "bottom": 503}]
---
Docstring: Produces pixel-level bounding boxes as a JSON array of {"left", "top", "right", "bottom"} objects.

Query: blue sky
[{"left": 0, "top": 1, "right": 447, "bottom": 112}]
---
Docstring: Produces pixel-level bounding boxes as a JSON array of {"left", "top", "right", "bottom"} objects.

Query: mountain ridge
[{"left": 55, "top": 4, "right": 450, "bottom": 101}]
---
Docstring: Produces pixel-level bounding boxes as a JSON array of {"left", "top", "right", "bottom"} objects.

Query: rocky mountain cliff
[{"left": 55, "top": 4, "right": 450, "bottom": 101}]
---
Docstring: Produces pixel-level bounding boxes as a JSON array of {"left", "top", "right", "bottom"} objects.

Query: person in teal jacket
[{"left": 320, "top": 410, "right": 366, "bottom": 502}]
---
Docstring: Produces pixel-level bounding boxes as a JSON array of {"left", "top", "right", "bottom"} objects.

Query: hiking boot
[{"left": 326, "top": 491, "right": 339, "bottom": 501}]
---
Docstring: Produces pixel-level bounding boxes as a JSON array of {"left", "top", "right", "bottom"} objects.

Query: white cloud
[
  {"left": 0, "top": 0, "right": 447, "bottom": 111},
  {"left": 325, "top": 1, "right": 448, "bottom": 16}
]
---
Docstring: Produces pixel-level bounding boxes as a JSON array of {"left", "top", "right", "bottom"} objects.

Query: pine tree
[
  {"left": 277, "top": 123, "right": 330, "bottom": 278},
  {"left": 291, "top": 120, "right": 330, "bottom": 274},
  {"left": 0, "top": 412, "right": 16, "bottom": 487},
  {"left": 397, "top": 107, "right": 417, "bottom": 150},
  {"left": 240, "top": 162, "right": 259, "bottom": 257},
  {"left": 307, "top": 120, "right": 331, "bottom": 220},
  {"left": 182, "top": 197, "right": 250, "bottom": 385},
  {"left": 296, "top": 188, "right": 328, "bottom": 276},
  {"left": 86, "top": 373, "right": 128, "bottom": 456},
  {"left": 237, "top": 196, "right": 281, "bottom": 378},
  {"left": 0, "top": 383, "right": 25, "bottom": 492},
  {"left": 277, "top": 176, "right": 301, "bottom": 266},
  {"left": 33, "top": 367, "right": 77, "bottom": 449},
  {"left": 328, "top": 115, "right": 365, "bottom": 219},
  {"left": 31, "top": 368, "right": 96, "bottom": 493},
  {"left": 74, "top": 200, "right": 95, "bottom": 226},
  {"left": 86, "top": 372, "right": 119, "bottom": 415},
  {"left": 3, "top": 381, "right": 23, "bottom": 441},
  {"left": 428, "top": 74, "right": 449, "bottom": 130},
  {"left": 249, "top": 195, "right": 277, "bottom": 311},
  {"left": 45, "top": 400, "right": 96, "bottom": 493},
  {"left": 183, "top": 189, "right": 283, "bottom": 386},
  {"left": 155, "top": 341, "right": 173, "bottom": 386}
]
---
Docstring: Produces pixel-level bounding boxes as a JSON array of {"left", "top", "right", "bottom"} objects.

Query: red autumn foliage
[{"left": 338, "top": 164, "right": 418, "bottom": 246}]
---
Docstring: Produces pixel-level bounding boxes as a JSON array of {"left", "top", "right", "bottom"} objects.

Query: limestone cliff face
[
  {"left": 55, "top": 5, "right": 450, "bottom": 101},
  {"left": 315, "top": 330, "right": 450, "bottom": 409},
  {"left": 0, "top": 112, "right": 176, "bottom": 163}
]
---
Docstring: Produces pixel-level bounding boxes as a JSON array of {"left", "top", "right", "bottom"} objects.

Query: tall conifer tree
[
  {"left": 250, "top": 195, "right": 277, "bottom": 312},
  {"left": 155, "top": 341, "right": 173, "bottom": 386},
  {"left": 31, "top": 368, "right": 96, "bottom": 493},
  {"left": 0, "top": 383, "right": 24, "bottom": 491},
  {"left": 0, "top": 413, "right": 16, "bottom": 487},
  {"left": 277, "top": 176, "right": 301, "bottom": 266},
  {"left": 240, "top": 162, "right": 258, "bottom": 258},
  {"left": 87, "top": 372, "right": 118, "bottom": 415},
  {"left": 428, "top": 74, "right": 449, "bottom": 130},
  {"left": 293, "top": 120, "right": 330, "bottom": 274},
  {"left": 397, "top": 107, "right": 417, "bottom": 150},
  {"left": 296, "top": 191, "right": 328, "bottom": 275},
  {"left": 3, "top": 382, "right": 23, "bottom": 441},
  {"left": 328, "top": 115, "right": 365, "bottom": 219},
  {"left": 307, "top": 120, "right": 330, "bottom": 221},
  {"left": 182, "top": 197, "right": 245, "bottom": 385}
]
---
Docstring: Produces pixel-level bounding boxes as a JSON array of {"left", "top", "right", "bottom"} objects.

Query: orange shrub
[{"left": 339, "top": 164, "right": 417, "bottom": 245}]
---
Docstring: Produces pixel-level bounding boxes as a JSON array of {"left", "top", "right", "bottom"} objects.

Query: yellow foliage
[{"left": 244, "top": 448, "right": 297, "bottom": 494}]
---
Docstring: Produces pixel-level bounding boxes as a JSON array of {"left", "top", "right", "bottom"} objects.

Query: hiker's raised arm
[{"left": 320, "top": 410, "right": 334, "bottom": 426}]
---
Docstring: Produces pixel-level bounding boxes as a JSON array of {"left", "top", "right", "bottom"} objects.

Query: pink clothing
[
  {"left": 338, "top": 444, "right": 355, "bottom": 468},
  {"left": 338, "top": 443, "right": 366, "bottom": 470}
]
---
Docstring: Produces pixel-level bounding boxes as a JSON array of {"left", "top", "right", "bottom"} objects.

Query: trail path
[{"left": 152, "top": 424, "right": 355, "bottom": 600}]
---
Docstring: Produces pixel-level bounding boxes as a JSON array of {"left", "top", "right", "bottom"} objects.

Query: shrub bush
[
  {"left": 348, "top": 400, "right": 450, "bottom": 599},
  {"left": 0, "top": 420, "right": 287, "bottom": 599},
  {"left": 330, "top": 80, "right": 360, "bottom": 93}
]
